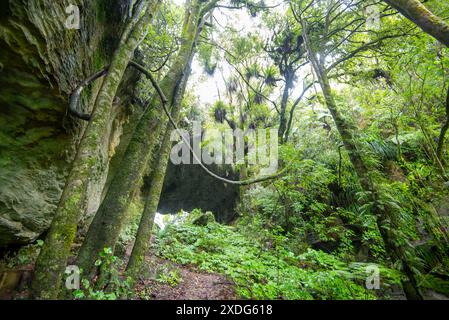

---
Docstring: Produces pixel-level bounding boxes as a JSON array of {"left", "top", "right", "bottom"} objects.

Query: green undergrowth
[{"left": 155, "top": 218, "right": 403, "bottom": 300}]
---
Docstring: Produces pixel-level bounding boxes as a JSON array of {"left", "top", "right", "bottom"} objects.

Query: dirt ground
[{"left": 134, "top": 254, "right": 236, "bottom": 300}]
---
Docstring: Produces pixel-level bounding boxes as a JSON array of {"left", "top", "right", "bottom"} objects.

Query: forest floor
[
  {"left": 134, "top": 255, "right": 236, "bottom": 300},
  {"left": 131, "top": 251, "right": 449, "bottom": 301},
  {"left": 1, "top": 227, "right": 448, "bottom": 300},
  {"left": 126, "top": 243, "right": 236, "bottom": 300}
]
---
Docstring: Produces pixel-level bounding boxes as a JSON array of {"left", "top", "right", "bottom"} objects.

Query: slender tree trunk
[
  {"left": 284, "top": 82, "right": 313, "bottom": 143},
  {"left": 437, "top": 86, "right": 449, "bottom": 163},
  {"left": 125, "top": 125, "right": 173, "bottom": 279},
  {"left": 302, "top": 22, "right": 424, "bottom": 300},
  {"left": 278, "top": 73, "right": 293, "bottom": 143},
  {"left": 31, "top": 1, "right": 155, "bottom": 299},
  {"left": 384, "top": 0, "right": 449, "bottom": 47},
  {"left": 76, "top": 0, "right": 209, "bottom": 277},
  {"left": 437, "top": 122, "right": 449, "bottom": 164},
  {"left": 126, "top": 60, "right": 191, "bottom": 278}
]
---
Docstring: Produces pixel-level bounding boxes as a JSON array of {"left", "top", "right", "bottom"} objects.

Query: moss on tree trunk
[
  {"left": 384, "top": 0, "right": 449, "bottom": 48},
  {"left": 278, "top": 73, "right": 294, "bottom": 144},
  {"left": 31, "top": 2, "right": 154, "bottom": 299},
  {"left": 76, "top": 0, "right": 208, "bottom": 277},
  {"left": 436, "top": 87, "right": 449, "bottom": 163},
  {"left": 126, "top": 61, "right": 191, "bottom": 278}
]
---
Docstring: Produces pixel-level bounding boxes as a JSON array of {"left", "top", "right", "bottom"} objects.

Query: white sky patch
[{"left": 172, "top": 0, "right": 186, "bottom": 7}]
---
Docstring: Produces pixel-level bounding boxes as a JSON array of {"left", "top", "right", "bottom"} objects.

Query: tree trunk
[
  {"left": 125, "top": 126, "right": 173, "bottom": 280},
  {"left": 76, "top": 0, "right": 209, "bottom": 277},
  {"left": 302, "top": 22, "right": 424, "bottom": 300},
  {"left": 31, "top": 1, "right": 155, "bottom": 299},
  {"left": 126, "top": 60, "right": 191, "bottom": 278},
  {"left": 278, "top": 73, "right": 294, "bottom": 143},
  {"left": 436, "top": 86, "right": 449, "bottom": 163},
  {"left": 384, "top": 0, "right": 449, "bottom": 47}
]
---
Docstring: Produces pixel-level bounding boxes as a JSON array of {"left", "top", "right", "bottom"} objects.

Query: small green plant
[
  {"left": 156, "top": 267, "right": 182, "bottom": 287},
  {"left": 72, "top": 247, "right": 133, "bottom": 300},
  {"left": 138, "top": 287, "right": 154, "bottom": 300}
]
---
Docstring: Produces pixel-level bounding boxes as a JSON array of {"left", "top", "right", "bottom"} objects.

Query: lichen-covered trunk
[
  {"left": 31, "top": 2, "right": 154, "bottom": 299},
  {"left": 76, "top": 0, "right": 207, "bottom": 276},
  {"left": 278, "top": 73, "right": 294, "bottom": 144},
  {"left": 126, "top": 62, "right": 192, "bottom": 278},
  {"left": 436, "top": 86, "right": 449, "bottom": 163},
  {"left": 437, "top": 122, "right": 449, "bottom": 164},
  {"left": 124, "top": 128, "right": 172, "bottom": 279},
  {"left": 384, "top": 0, "right": 449, "bottom": 47},
  {"left": 302, "top": 26, "right": 424, "bottom": 300}
]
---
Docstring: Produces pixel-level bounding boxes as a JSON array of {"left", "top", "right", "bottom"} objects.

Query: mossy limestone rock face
[{"left": 0, "top": 0, "right": 134, "bottom": 246}]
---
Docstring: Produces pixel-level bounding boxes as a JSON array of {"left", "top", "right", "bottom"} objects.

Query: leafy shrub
[{"left": 72, "top": 248, "right": 133, "bottom": 300}]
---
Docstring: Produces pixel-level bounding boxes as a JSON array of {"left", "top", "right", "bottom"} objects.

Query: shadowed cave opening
[{"left": 155, "top": 162, "right": 240, "bottom": 224}]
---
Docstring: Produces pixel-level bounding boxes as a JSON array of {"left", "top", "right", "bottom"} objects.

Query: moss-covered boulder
[{"left": 186, "top": 209, "right": 216, "bottom": 226}]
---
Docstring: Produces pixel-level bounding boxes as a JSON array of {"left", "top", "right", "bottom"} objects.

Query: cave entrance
[{"left": 155, "top": 162, "right": 240, "bottom": 224}]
